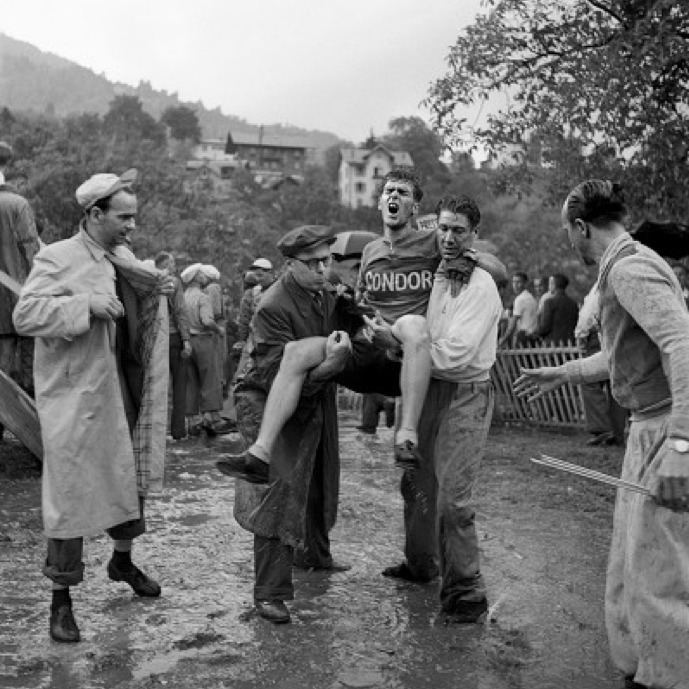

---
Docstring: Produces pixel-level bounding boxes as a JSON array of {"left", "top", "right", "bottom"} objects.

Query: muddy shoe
[
  {"left": 216, "top": 452, "right": 270, "bottom": 484},
  {"left": 394, "top": 440, "right": 421, "bottom": 469},
  {"left": 50, "top": 603, "right": 80, "bottom": 643},
  {"left": 382, "top": 562, "right": 437, "bottom": 583},
  {"left": 255, "top": 599, "right": 290, "bottom": 624},
  {"left": 107, "top": 560, "right": 161, "bottom": 597},
  {"left": 441, "top": 598, "right": 488, "bottom": 624},
  {"left": 204, "top": 418, "right": 237, "bottom": 436}
]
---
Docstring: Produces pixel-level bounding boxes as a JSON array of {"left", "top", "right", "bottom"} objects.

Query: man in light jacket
[{"left": 13, "top": 169, "right": 173, "bottom": 643}]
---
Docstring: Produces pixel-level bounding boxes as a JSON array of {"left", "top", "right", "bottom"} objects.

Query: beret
[
  {"left": 250, "top": 257, "right": 273, "bottom": 270},
  {"left": 180, "top": 262, "right": 203, "bottom": 285},
  {"left": 200, "top": 264, "right": 220, "bottom": 281},
  {"left": 277, "top": 225, "right": 335, "bottom": 257},
  {"left": 75, "top": 168, "right": 137, "bottom": 209}
]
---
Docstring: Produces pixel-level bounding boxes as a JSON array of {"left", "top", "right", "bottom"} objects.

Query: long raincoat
[{"left": 13, "top": 226, "right": 168, "bottom": 539}]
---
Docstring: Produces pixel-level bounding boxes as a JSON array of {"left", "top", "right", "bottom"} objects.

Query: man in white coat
[{"left": 13, "top": 169, "right": 173, "bottom": 643}]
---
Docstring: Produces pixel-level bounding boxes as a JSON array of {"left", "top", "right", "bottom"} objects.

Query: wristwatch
[{"left": 669, "top": 438, "right": 689, "bottom": 453}]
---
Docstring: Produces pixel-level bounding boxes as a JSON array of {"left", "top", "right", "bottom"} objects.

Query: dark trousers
[
  {"left": 403, "top": 380, "right": 493, "bottom": 609},
  {"left": 43, "top": 498, "right": 146, "bottom": 586},
  {"left": 360, "top": 393, "right": 395, "bottom": 431},
  {"left": 169, "top": 333, "right": 188, "bottom": 438},
  {"left": 253, "top": 442, "right": 332, "bottom": 601}
]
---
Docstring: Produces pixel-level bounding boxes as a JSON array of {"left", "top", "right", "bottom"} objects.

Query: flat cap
[
  {"left": 250, "top": 257, "right": 273, "bottom": 270},
  {"left": 277, "top": 225, "right": 335, "bottom": 257},
  {"left": 75, "top": 168, "right": 137, "bottom": 210}
]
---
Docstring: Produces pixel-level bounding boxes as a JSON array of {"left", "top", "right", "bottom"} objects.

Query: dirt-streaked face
[{"left": 436, "top": 210, "right": 476, "bottom": 260}]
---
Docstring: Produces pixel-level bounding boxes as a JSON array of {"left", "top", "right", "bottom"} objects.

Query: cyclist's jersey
[{"left": 357, "top": 228, "right": 439, "bottom": 323}]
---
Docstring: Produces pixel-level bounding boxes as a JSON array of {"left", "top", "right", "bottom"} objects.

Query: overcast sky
[{"left": 2, "top": 0, "right": 494, "bottom": 143}]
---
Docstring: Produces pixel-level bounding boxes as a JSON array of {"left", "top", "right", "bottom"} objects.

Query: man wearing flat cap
[
  {"left": 0, "top": 141, "right": 41, "bottom": 440},
  {"left": 222, "top": 224, "right": 362, "bottom": 624},
  {"left": 13, "top": 169, "right": 174, "bottom": 643}
]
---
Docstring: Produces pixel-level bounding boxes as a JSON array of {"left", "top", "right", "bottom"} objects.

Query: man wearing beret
[
  {"left": 13, "top": 169, "right": 174, "bottom": 642},
  {"left": 226, "top": 223, "right": 362, "bottom": 623}
]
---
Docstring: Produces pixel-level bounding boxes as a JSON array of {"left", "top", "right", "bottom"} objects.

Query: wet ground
[{"left": 0, "top": 414, "right": 626, "bottom": 689}]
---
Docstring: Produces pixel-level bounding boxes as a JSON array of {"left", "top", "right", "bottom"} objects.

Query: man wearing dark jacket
[
  {"left": 536, "top": 273, "right": 579, "bottom": 345},
  {"left": 228, "top": 225, "right": 361, "bottom": 624}
]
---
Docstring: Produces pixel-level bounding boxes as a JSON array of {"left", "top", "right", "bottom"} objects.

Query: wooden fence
[
  {"left": 338, "top": 342, "right": 586, "bottom": 429},
  {"left": 492, "top": 342, "right": 585, "bottom": 428}
]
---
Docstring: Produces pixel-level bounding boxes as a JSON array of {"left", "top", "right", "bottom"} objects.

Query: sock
[
  {"left": 395, "top": 427, "right": 418, "bottom": 447},
  {"left": 51, "top": 587, "right": 71, "bottom": 609},
  {"left": 249, "top": 442, "right": 270, "bottom": 464},
  {"left": 112, "top": 548, "right": 133, "bottom": 569}
]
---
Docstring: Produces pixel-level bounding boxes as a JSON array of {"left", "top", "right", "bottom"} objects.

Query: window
[{"left": 355, "top": 182, "right": 365, "bottom": 193}]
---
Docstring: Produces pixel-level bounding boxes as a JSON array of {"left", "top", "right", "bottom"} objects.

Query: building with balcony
[{"left": 338, "top": 144, "right": 413, "bottom": 208}]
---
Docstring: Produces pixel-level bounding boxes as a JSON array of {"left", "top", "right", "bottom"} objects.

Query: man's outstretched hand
[{"left": 513, "top": 366, "right": 568, "bottom": 402}]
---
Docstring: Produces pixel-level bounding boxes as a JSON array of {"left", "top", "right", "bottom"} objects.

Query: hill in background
[{"left": 0, "top": 33, "right": 344, "bottom": 153}]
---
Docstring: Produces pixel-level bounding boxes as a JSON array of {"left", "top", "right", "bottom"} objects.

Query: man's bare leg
[
  {"left": 391, "top": 315, "right": 431, "bottom": 463},
  {"left": 248, "top": 337, "right": 328, "bottom": 462}
]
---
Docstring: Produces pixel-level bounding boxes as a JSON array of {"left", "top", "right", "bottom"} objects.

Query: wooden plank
[{"left": 0, "top": 369, "right": 42, "bottom": 460}]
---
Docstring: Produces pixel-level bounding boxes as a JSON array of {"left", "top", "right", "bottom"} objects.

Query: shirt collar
[
  {"left": 78, "top": 221, "right": 110, "bottom": 263},
  {"left": 598, "top": 231, "right": 633, "bottom": 278}
]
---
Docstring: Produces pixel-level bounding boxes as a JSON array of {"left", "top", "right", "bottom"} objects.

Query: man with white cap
[
  {"left": 233, "top": 257, "right": 275, "bottom": 374},
  {"left": 13, "top": 168, "right": 173, "bottom": 643},
  {"left": 181, "top": 262, "right": 226, "bottom": 434}
]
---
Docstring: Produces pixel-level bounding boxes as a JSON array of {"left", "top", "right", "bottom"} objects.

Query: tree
[
  {"left": 103, "top": 95, "right": 166, "bottom": 149},
  {"left": 161, "top": 105, "right": 202, "bottom": 143},
  {"left": 425, "top": 0, "right": 689, "bottom": 219}
]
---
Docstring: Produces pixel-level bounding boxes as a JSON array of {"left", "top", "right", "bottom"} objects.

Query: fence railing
[{"left": 338, "top": 341, "right": 586, "bottom": 429}]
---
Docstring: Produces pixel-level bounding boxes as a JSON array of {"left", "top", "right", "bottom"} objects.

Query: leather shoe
[
  {"left": 624, "top": 677, "right": 648, "bottom": 689},
  {"left": 441, "top": 598, "right": 488, "bottom": 623},
  {"left": 107, "top": 560, "right": 161, "bottom": 597},
  {"left": 394, "top": 440, "right": 421, "bottom": 469},
  {"left": 204, "top": 418, "right": 237, "bottom": 435},
  {"left": 382, "top": 561, "right": 437, "bottom": 583},
  {"left": 216, "top": 452, "right": 270, "bottom": 484},
  {"left": 255, "top": 599, "right": 290, "bottom": 624},
  {"left": 50, "top": 603, "right": 80, "bottom": 643}
]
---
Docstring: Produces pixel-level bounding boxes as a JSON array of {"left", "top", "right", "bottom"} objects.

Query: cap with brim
[
  {"left": 250, "top": 258, "right": 273, "bottom": 270},
  {"left": 277, "top": 225, "right": 335, "bottom": 258},
  {"left": 75, "top": 168, "right": 138, "bottom": 210}
]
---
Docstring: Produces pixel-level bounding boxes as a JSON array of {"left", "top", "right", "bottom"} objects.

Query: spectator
[
  {"left": 13, "top": 168, "right": 172, "bottom": 642},
  {"left": 0, "top": 141, "right": 41, "bottom": 439},
  {"left": 575, "top": 283, "right": 627, "bottom": 446},
  {"left": 155, "top": 251, "right": 191, "bottom": 440},
  {"left": 181, "top": 263, "right": 226, "bottom": 435},
  {"left": 499, "top": 272, "right": 537, "bottom": 347},
  {"left": 536, "top": 273, "right": 579, "bottom": 345},
  {"left": 357, "top": 393, "right": 396, "bottom": 434}
]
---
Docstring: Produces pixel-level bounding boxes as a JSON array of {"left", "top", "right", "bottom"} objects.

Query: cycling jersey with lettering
[{"left": 357, "top": 228, "right": 440, "bottom": 323}]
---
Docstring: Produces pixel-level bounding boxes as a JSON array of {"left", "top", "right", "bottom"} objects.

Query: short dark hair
[
  {"left": 513, "top": 271, "right": 528, "bottom": 282},
  {"left": 380, "top": 167, "right": 423, "bottom": 202},
  {"left": 155, "top": 251, "right": 174, "bottom": 269},
  {"left": 434, "top": 195, "right": 481, "bottom": 229},
  {"left": 551, "top": 273, "right": 569, "bottom": 290},
  {"left": 564, "top": 179, "right": 627, "bottom": 226},
  {"left": 89, "top": 187, "right": 135, "bottom": 214}
]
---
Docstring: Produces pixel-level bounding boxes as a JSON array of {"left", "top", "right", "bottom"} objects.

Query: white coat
[{"left": 13, "top": 228, "right": 166, "bottom": 539}]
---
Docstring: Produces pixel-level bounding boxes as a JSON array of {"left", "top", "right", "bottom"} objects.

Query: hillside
[{"left": 0, "top": 33, "right": 344, "bottom": 152}]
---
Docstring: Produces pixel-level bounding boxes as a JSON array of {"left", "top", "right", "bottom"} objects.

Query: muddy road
[{"left": 1, "top": 415, "right": 625, "bottom": 689}]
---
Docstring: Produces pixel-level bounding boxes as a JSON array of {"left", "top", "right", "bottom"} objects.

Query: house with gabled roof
[{"left": 338, "top": 144, "right": 413, "bottom": 208}]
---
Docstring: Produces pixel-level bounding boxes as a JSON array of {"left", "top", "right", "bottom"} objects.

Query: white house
[{"left": 338, "top": 144, "right": 413, "bottom": 208}]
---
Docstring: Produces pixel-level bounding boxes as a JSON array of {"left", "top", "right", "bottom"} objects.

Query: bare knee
[
  {"left": 393, "top": 315, "right": 430, "bottom": 348},
  {"left": 281, "top": 337, "right": 328, "bottom": 373}
]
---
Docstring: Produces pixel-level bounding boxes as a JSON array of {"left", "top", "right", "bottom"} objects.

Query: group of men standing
[{"left": 3, "top": 147, "right": 689, "bottom": 688}]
